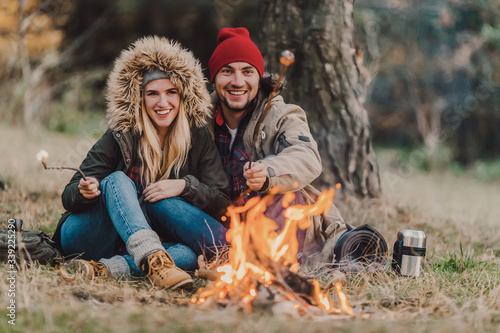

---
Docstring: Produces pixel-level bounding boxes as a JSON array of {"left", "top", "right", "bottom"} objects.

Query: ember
[{"left": 191, "top": 189, "right": 354, "bottom": 318}]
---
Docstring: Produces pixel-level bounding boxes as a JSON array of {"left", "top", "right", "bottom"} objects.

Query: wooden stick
[
  {"left": 43, "top": 162, "right": 87, "bottom": 181},
  {"left": 195, "top": 269, "right": 220, "bottom": 281},
  {"left": 232, "top": 51, "right": 295, "bottom": 204},
  {"left": 248, "top": 64, "right": 288, "bottom": 169}
]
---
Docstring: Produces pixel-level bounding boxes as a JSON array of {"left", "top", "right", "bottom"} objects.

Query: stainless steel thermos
[{"left": 392, "top": 229, "right": 427, "bottom": 277}]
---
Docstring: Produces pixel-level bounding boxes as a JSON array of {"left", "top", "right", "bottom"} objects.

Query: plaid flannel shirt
[
  {"left": 213, "top": 101, "right": 256, "bottom": 202},
  {"left": 126, "top": 158, "right": 146, "bottom": 197}
]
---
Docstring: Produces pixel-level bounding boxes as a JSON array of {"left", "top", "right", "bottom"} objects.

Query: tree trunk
[
  {"left": 16, "top": 0, "right": 34, "bottom": 126},
  {"left": 260, "top": 0, "right": 380, "bottom": 198}
]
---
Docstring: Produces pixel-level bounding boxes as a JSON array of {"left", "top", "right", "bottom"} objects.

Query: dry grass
[{"left": 1, "top": 125, "right": 499, "bottom": 332}]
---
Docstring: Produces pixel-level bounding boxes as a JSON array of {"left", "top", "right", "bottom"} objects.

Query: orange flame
[
  {"left": 335, "top": 282, "right": 354, "bottom": 315},
  {"left": 313, "top": 280, "right": 333, "bottom": 312},
  {"left": 191, "top": 188, "right": 353, "bottom": 317}
]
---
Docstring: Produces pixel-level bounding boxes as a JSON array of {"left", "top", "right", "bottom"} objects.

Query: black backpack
[{"left": 0, "top": 218, "right": 60, "bottom": 265}]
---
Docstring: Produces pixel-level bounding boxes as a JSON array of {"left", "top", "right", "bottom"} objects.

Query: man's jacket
[{"left": 211, "top": 73, "right": 348, "bottom": 266}]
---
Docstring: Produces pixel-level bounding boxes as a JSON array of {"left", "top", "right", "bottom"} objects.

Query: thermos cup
[{"left": 392, "top": 229, "right": 427, "bottom": 277}]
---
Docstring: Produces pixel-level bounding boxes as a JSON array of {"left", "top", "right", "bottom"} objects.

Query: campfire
[{"left": 191, "top": 189, "right": 354, "bottom": 318}]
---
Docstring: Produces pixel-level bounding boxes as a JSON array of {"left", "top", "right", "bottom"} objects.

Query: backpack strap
[{"left": 14, "top": 218, "right": 23, "bottom": 232}]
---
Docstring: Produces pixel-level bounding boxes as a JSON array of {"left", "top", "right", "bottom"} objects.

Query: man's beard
[{"left": 221, "top": 97, "right": 250, "bottom": 113}]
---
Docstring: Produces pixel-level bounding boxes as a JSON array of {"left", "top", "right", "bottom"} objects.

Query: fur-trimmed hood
[{"left": 106, "top": 36, "right": 211, "bottom": 133}]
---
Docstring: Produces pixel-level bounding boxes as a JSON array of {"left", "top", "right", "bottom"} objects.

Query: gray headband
[{"left": 142, "top": 68, "right": 170, "bottom": 88}]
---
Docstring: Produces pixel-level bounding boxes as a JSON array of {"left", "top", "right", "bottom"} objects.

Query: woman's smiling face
[{"left": 144, "top": 78, "right": 180, "bottom": 133}]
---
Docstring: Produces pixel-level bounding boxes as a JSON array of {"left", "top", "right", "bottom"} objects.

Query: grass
[
  {"left": 433, "top": 244, "right": 497, "bottom": 274},
  {"left": 1, "top": 124, "right": 500, "bottom": 332}
]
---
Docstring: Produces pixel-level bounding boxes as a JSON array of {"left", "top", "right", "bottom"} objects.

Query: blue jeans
[{"left": 60, "top": 171, "right": 227, "bottom": 273}]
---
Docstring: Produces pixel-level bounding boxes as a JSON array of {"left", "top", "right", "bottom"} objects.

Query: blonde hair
[{"left": 138, "top": 97, "right": 191, "bottom": 185}]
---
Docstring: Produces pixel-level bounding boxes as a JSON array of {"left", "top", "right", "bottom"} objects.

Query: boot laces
[
  {"left": 88, "top": 261, "right": 108, "bottom": 277},
  {"left": 148, "top": 252, "right": 176, "bottom": 279}
]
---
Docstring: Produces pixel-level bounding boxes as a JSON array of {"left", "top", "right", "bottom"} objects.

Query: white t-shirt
[{"left": 226, "top": 124, "right": 238, "bottom": 151}]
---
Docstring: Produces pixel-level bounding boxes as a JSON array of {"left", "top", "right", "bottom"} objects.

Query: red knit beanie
[{"left": 209, "top": 27, "right": 264, "bottom": 82}]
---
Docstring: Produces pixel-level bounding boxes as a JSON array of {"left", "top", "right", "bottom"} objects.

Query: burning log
[{"left": 190, "top": 189, "right": 354, "bottom": 318}]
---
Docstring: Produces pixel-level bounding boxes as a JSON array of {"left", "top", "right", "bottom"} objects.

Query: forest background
[
  {"left": 0, "top": 1, "right": 499, "bottom": 332},
  {"left": 1, "top": 0, "right": 500, "bottom": 167}
]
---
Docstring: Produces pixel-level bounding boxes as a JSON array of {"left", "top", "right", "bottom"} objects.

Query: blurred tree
[
  {"left": 355, "top": 0, "right": 500, "bottom": 164},
  {"left": 0, "top": 0, "right": 67, "bottom": 61},
  {"left": 0, "top": 0, "right": 70, "bottom": 125},
  {"left": 260, "top": 0, "right": 381, "bottom": 198},
  {"left": 3, "top": 0, "right": 497, "bottom": 167},
  {"left": 61, "top": 0, "right": 260, "bottom": 77}
]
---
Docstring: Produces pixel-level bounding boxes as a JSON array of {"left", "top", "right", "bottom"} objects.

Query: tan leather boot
[{"left": 141, "top": 251, "right": 193, "bottom": 289}]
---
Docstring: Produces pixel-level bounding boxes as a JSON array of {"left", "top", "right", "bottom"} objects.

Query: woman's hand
[
  {"left": 243, "top": 162, "right": 268, "bottom": 191},
  {"left": 78, "top": 177, "right": 101, "bottom": 199},
  {"left": 143, "top": 179, "right": 186, "bottom": 203}
]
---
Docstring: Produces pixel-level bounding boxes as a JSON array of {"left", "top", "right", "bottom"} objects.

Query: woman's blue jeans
[{"left": 60, "top": 171, "right": 227, "bottom": 273}]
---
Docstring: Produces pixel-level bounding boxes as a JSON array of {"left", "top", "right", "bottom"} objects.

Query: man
[{"left": 208, "top": 27, "right": 351, "bottom": 267}]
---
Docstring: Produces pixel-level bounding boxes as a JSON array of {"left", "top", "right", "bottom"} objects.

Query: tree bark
[{"left": 260, "top": 0, "right": 381, "bottom": 198}]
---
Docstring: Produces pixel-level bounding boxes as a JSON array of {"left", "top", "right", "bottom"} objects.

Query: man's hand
[
  {"left": 143, "top": 179, "right": 186, "bottom": 203},
  {"left": 243, "top": 162, "right": 268, "bottom": 191},
  {"left": 78, "top": 177, "right": 101, "bottom": 199}
]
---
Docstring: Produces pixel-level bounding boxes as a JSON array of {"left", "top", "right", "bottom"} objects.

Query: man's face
[{"left": 214, "top": 62, "right": 260, "bottom": 113}]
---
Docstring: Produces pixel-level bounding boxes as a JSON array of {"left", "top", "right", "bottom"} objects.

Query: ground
[{"left": 0, "top": 124, "right": 499, "bottom": 333}]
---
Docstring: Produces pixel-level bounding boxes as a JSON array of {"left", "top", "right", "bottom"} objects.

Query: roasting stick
[
  {"left": 37, "top": 149, "right": 88, "bottom": 181},
  {"left": 248, "top": 50, "right": 295, "bottom": 168}
]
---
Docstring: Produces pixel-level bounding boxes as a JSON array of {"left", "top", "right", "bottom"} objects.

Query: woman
[{"left": 52, "top": 36, "right": 230, "bottom": 290}]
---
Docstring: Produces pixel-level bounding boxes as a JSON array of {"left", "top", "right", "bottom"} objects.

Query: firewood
[{"left": 195, "top": 269, "right": 220, "bottom": 281}]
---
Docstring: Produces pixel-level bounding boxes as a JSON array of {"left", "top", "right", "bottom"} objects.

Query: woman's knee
[
  {"left": 102, "top": 171, "right": 131, "bottom": 186},
  {"left": 100, "top": 171, "right": 136, "bottom": 194}
]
